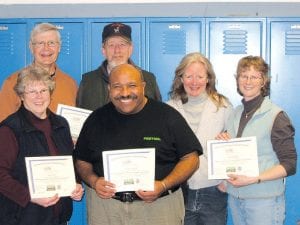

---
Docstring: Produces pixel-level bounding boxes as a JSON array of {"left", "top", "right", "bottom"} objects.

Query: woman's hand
[
  {"left": 217, "top": 181, "right": 227, "bottom": 192},
  {"left": 71, "top": 183, "right": 84, "bottom": 201},
  {"left": 227, "top": 174, "right": 258, "bottom": 187},
  {"left": 31, "top": 194, "right": 60, "bottom": 207},
  {"left": 216, "top": 131, "right": 231, "bottom": 140}
]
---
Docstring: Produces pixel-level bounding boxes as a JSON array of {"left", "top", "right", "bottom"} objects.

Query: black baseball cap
[{"left": 102, "top": 23, "right": 132, "bottom": 43}]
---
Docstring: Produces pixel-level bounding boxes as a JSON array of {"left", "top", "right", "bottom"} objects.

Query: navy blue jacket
[{"left": 0, "top": 105, "right": 73, "bottom": 225}]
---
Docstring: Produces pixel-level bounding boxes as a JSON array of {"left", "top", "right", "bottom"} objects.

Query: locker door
[
  {"left": 89, "top": 18, "right": 145, "bottom": 71},
  {"left": 268, "top": 19, "right": 300, "bottom": 225},
  {"left": 29, "top": 20, "right": 86, "bottom": 84},
  {"left": 207, "top": 18, "right": 266, "bottom": 107},
  {"left": 0, "top": 21, "right": 27, "bottom": 86},
  {"left": 147, "top": 18, "right": 204, "bottom": 101}
]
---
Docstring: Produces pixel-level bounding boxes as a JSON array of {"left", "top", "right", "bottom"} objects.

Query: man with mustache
[{"left": 74, "top": 64, "right": 202, "bottom": 225}]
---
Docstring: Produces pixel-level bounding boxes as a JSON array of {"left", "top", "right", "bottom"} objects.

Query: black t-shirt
[{"left": 74, "top": 99, "right": 202, "bottom": 180}]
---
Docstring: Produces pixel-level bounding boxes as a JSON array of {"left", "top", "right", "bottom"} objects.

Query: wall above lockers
[{"left": 2, "top": 1, "right": 300, "bottom": 18}]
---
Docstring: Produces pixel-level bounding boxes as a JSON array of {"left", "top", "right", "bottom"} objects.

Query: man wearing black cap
[{"left": 76, "top": 22, "right": 161, "bottom": 111}]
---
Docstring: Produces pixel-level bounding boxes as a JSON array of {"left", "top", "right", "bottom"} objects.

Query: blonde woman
[{"left": 168, "top": 52, "right": 232, "bottom": 225}]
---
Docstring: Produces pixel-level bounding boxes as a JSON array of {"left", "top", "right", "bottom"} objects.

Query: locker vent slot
[
  {"left": 0, "top": 32, "right": 14, "bottom": 55},
  {"left": 285, "top": 31, "right": 300, "bottom": 55},
  {"left": 223, "top": 30, "right": 247, "bottom": 54},
  {"left": 60, "top": 32, "right": 70, "bottom": 55},
  {"left": 162, "top": 30, "right": 186, "bottom": 55}
]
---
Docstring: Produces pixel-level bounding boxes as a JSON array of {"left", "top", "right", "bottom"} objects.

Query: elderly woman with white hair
[{"left": 0, "top": 65, "right": 83, "bottom": 225}]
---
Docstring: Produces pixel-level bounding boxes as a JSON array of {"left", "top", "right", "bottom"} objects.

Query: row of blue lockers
[{"left": 0, "top": 17, "right": 299, "bottom": 225}]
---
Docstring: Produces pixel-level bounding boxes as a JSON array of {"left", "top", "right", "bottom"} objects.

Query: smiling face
[
  {"left": 102, "top": 36, "right": 133, "bottom": 70},
  {"left": 181, "top": 62, "right": 208, "bottom": 97},
  {"left": 237, "top": 66, "right": 265, "bottom": 101},
  {"left": 29, "top": 30, "right": 61, "bottom": 70},
  {"left": 21, "top": 81, "right": 51, "bottom": 119},
  {"left": 108, "top": 64, "right": 146, "bottom": 115}
]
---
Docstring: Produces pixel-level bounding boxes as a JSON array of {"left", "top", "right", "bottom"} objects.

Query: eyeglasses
[
  {"left": 105, "top": 42, "right": 130, "bottom": 50},
  {"left": 239, "top": 75, "right": 262, "bottom": 82},
  {"left": 24, "top": 88, "right": 50, "bottom": 97},
  {"left": 32, "top": 41, "right": 59, "bottom": 48}
]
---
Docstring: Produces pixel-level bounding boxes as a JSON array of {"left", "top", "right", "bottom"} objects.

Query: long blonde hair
[{"left": 169, "top": 52, "right": 229, "bottom": 109}]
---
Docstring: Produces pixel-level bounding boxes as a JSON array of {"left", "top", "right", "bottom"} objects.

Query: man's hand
[
  {"left": 136, "top": 180, "right": 166, "bottom": 203},
  {"left": 93, "top": 177, "right": 116, "bottom": 199}
]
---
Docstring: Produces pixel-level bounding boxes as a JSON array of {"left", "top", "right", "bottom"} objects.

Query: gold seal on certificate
[
  {"left": 102, "top": 148, "right": 155, "bottom": 192},
  {"left": 25, "top": 156, "right": 76, "bottom": 198},
  {"left": 207, "top": 136, "right": 259, "bottom": 179}
]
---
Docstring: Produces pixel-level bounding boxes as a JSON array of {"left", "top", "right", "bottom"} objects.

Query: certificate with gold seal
[
  {"left": 25, "top": 156, "right": 76, "bottom": 198},
  {"left": 103, "top": 148, "right": 155, "bottom": 192},
  {"left": 207, "top": 136, "right": 259, "bottom": 179}
]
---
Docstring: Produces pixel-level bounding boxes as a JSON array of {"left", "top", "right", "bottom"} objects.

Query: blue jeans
[
  {"left": 228, "top": 194, "right": 285, "bottom": 225},
  {"left": 183, "top": 185, "right": 228, "bottom": 225}
]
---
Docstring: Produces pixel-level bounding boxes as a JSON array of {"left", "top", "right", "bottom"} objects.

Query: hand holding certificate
[
  {"left": 25, "top": 156, "right": 76, "bottom": 198},
  {"left": 207, "top": 136, "right": 259, "bottom": 179},
  {"left": 102, "top": 148, "right": 155, "bottom": 192}
]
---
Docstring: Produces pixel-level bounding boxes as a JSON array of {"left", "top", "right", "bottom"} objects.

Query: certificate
[
  {"left": 56, "top": 104, "right": 92, "bottom": 140},
  {"left": 207, "top": 136, "right": 259, "bottom": 179},
  {"left": 25, "top": 156, "right": 76, "bottom": 198},
  {"left": 102, "top": 148, "right": 155, "bottom": 192}
]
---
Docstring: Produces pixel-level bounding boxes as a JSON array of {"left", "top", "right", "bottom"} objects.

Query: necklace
[
  {"left": 244, "top": 106, "right": 258, "bottom": 118},
  {"left": 243, "top": 96, "right": 264, "bottom": 119}
]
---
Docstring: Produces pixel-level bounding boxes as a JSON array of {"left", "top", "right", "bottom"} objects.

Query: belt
[{"left": 113, "top": 186, "right": 180, "bottom": 202}]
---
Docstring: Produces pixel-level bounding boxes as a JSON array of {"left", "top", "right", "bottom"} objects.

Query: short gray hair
[
  {"left": 14, "top": 65, "right": 55, "bottom": 97},
  {"left": 30, "top": 22, "right": 61, "bottom": 44}
]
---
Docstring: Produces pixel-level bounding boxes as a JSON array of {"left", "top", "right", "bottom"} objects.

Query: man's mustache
[{"left": 114, "top": 95, "right": 138, "bottom": 101}]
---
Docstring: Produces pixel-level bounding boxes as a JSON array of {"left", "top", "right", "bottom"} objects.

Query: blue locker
[
  {"left": 146, "top": 18, "right": 205, "bottom": 101},
  {"left": 268, "top": 18, "right": 300, "bottom": 225},
  {"left": 206, "top": 18, "right": 266, "bottom": 107},
  {"left": 0, "top": 19, "right": 86, "bottom": 225},
  {"left": 0, "top": 20, "right": 28, "bottom": 86},
  {"left": 89, "top": 18, "right": 145, "bottom": 71},
  {"left": 29, "top": 19, "right": 87, "bottom": 84}
]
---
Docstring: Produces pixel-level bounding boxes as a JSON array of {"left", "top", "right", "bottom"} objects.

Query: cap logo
[{"left": 114, "top": 26, "right": 120, "bottom": 34}]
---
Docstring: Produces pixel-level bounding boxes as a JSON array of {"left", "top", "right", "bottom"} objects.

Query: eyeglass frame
[
  {"left": 238, "top": 74, "right": 263, "bottom": 82},
  {"left": 24, "top": 88, "right": 50, "bottom": 97},
  {"left": 31, "top": 40, "right": 60, "bottom": 48}
]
